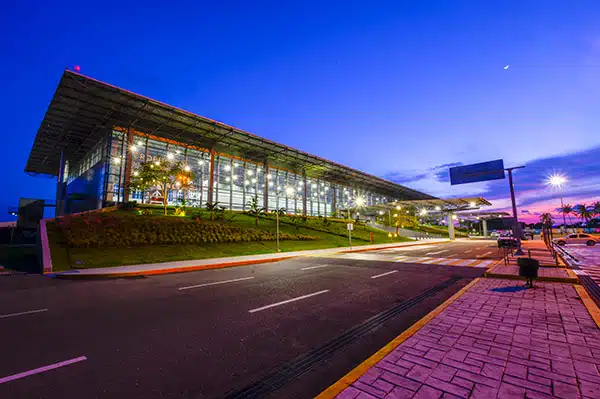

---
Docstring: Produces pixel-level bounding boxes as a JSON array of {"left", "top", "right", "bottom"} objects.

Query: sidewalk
[
  {"left": 485, "top": 241, "right": 579, "bottom": 284},
  {"left": 50, "top": 238, "right": 449, "bottom": 279},
  {"left": 319, "top": 278, "right": 600, "bottom": 399}
]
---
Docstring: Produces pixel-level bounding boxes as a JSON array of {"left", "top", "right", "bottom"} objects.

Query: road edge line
[
  {"left": 314, "top": 277, "right": 481, "bottom": 399},
  {"left": 574, "top": 284, "right": 600, "bottom": 328}
]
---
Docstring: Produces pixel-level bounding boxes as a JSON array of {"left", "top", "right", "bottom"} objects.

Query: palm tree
[
  {"left": 557, "top": 203, "right": 574, "bottom": 231},
  {"left": 592, "top": 201, "right": 600, "bottom": 218},
  {"left": 246, "top": 196, "right": 266, "bottom": 226},
  {"left": 574, "top": 203, "right": 593, "bottom": 224},
  {"left": 540, "top": 213, "right": 553, "bottom": 228}
]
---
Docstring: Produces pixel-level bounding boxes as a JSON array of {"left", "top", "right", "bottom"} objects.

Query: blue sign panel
[{"left": 450, "top": 160, "right": 505, "bottom": 185}]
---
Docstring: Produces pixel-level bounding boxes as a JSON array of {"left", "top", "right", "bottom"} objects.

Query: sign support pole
[{"left": 506, "top": 166, "right": 525, "bottom": 256}]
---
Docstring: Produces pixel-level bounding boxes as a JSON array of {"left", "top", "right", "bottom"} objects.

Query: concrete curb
[
  {"left": 315, "top": 277, "right": 481, "bottom": 399},
  {"left": 50, "top": 255, "right": 298, "bottom": 279},
  {"left": 574, "top": 284, "right": 600, "bottom": 328},
  {"left": 50, "top": 240, "right": 450, "bottom": 280},
  {"left": 484, "top": 271, "right": 579, "bottom": 284}
]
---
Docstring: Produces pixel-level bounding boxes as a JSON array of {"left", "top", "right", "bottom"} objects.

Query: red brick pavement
[{"left": 334, "top": 279, "right": 600, "bottom": 398}]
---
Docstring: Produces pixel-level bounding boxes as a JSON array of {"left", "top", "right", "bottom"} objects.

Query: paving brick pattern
[{"left": 336, "top": 279, "right": 600, "bottom": 398}]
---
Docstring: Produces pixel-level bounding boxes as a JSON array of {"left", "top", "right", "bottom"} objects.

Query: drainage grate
[{"left": 223, "top": 276, "right": 462, "bottom": 399}]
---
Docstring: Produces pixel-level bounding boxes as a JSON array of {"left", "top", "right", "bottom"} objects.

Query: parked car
[
  {"left": 523, "top": 230, "right": 534, "bottom": 240},
  {"left": 498, "top": 232, "right": 518, "bottom": 248},
  {"left": 553, "top": 234, "right": 599, "bottom": 246}
]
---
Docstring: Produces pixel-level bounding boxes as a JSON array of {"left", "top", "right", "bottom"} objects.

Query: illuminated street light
[
  {"left": 396, "top": 205, "right": 401, "bottom": 210},
  {"left": 393, "top": 213, "right": 398, "bottom": 217},
  {"left": 184, "top": 165, "right": 190, "bottom": 172},
  {"left": 435, "top": 206, "right": 441, "bottom": 211},
  {"left": 285, "top": 186, "right": 295, "bottom": 196},
  {"left": 547, "top": 173, "right": 567, "bottom": 188},
  {"left": 224, "top": 165, "right": 231, "bottom": 171},
  {"left": 452, "top": 214, "right": 458, "bottom": 220},
  {"left": 355, "top": 196, "right": 366, "bottom": 207},
  {"left": 167, "top": 153, "right": 174, "bottom": 160},
  {"left": 130, "top": 144, "right": 138, "bottom": 152},
  {"left": 378, "top": 210, "right": 385, "bottom": 215},
  {"left": 419, "top": 209, "right": 428, "bottom": 216},
  {"left": 469, "top": 201, "right": 476, "bottom": 208},
  {"left": 546, "top": 173, "right": 569, "bottom": 232}
]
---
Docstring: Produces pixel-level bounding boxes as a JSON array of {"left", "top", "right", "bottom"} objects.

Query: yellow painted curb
[
  {"left": 574, "top": 285, "right": 600, "bottom": 328},
  {"left": 315, "top": 277, "right": 481, "bottom": 399}
]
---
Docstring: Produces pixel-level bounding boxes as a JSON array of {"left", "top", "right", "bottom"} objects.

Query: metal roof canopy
[
  {"left": 373, "top": 197, "right": 492, "bottom": 213},
  {"left": 453, "top": 211, "right": 510, "bottom": 220},
  {"left": 25, "top": 70, "right": 434, "bottom": 201}
]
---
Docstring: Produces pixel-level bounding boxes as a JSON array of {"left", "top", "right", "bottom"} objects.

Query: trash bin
[{"left": 517, "top": 257, "right": 539, "bottom": 287}]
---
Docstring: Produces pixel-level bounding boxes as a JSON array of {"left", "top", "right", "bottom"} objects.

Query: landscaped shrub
[{"left": 50, "top": 213, "right": 319, "bottom": 248}]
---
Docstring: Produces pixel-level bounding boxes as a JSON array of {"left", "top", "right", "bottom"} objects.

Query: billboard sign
[{"left": 449, "top": 160, "right": 505, "bottom": 185}]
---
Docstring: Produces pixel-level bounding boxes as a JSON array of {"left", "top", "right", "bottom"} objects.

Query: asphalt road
[
  {"left": 370, "top": 239, "right": 504, "bottom": 260},
  {"left": 0, "top": 241, "right": 485, "bottom": 399}
]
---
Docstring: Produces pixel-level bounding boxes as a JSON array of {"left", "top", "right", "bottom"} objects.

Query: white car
[{"left": 553, "top": 234, "right": 599, "bottom": 246}]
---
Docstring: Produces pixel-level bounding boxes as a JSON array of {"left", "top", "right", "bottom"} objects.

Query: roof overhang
[
  {"left": 373, "top": 197, "right": 492, "bottom": 213},
  {"left": 25, "top": 70, "right": 435, "bottom": 201}
]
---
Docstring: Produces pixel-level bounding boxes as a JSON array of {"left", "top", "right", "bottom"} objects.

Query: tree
[
  {"left": 574, "top": 203, "right": 593, "bottom": 224},
  {"left": 592, "top": 201, "right": 600, "bottom": 217},
  {"left": 246, "top": 196, "right": 266, "bottom": 226},
  {"left": 129, "top": 157, "right": 196, "bottom": 216},
  {"left": 539, "top": 213, "right": 553, "bottom": 228},
  {"left": 204, "top": 201, "right": 221, "bottom": 221},
  {"left": 557, "top": 203, "right": 574, "bottom": 230}
]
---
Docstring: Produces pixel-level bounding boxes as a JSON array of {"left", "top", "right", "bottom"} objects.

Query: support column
[
  {"left": 332, "top": 186, "right": 337, "bottom": 217},
  {"left": 55, "top": 149, "right": 67, "bottom": 217},
  {"left": 483, "top": 219, "right": 488, "bottom": 237},
  {"left": 447, "top": 212, "right": 456, "bottom": 241},
  {"left": 122, "top": 126, "right": 134, "bottom": 203},
  {"left": 207, "top": 149, "right": 216, "bottom": 204},
  {"left": 263, "top": 161, "right": 269, "bottom": 212},
  {"left": 302, "top": 170, "right": 307, "bottom": 216}
]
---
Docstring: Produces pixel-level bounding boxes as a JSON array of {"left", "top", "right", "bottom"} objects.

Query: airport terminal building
[{"left": 25, "top": 70, "right": 434, "bottom": 216}]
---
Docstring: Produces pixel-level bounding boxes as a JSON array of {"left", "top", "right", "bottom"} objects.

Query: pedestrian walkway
[
  {"left": 320, "top": 278, "right": 600, "bottom": 399},
  {"left": 328, "top": 253, "right": 496, "bottom": 268},
  {"left": 561, "top": 246, "right": 600, "bottom": 284}
]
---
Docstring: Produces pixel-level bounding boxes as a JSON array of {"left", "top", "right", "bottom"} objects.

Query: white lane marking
[
  {"left": 301, "top": 265, "right": 330, "bottom": 271},
  {"left": 249, "top": 290, "right": 330, "bottom": 313},
  {"left": 0, "top": 309, "right": 48, "bottom": 319},
  {"left": 178, "top": 276, "right": 255, "bottom": 291},
  {"left": 0, "top": 356, "right": 87, "bottom": 384},
  {"left": 477, "top": 251, "right": 494, "bottom": 258},
  {"left": 464, "top": 250, "right": 473, "bottom": 254},
  {"left": 371, "top": 270, "right": 399, "bottom": 279},
  {"left": 454, "top": 259, "right": 478, "bottom": 266},
  {"left": 476, "top": 260, "right": 495, "bottom": 268},
  {"left": 422, "top": 258, "right": 446, "bottom": 264},
  {"left": 476, "top": 247, "right": 485, "bottom": 250},
  {"left": 425, "top": 250, "right": 450, "bottom": 255}
]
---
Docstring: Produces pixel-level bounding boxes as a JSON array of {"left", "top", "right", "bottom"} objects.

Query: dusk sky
[{"left": 2, "top": 1, "right": 600, "bottom": 222}]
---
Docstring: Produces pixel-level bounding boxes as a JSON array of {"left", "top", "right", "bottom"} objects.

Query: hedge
[{"left": 50, "top": 213, "right": 318, "bottom": 248}]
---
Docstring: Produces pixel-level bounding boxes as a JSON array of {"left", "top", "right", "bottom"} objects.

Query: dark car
[{"left": 497, "top": 233, "right": 518, "bottom": 248}]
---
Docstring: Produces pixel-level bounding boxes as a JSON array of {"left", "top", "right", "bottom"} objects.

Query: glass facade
[{"left": 64, "top": 128, "right": 395, "bottom": 215}]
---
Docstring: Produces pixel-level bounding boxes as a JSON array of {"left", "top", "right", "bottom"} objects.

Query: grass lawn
[{"left": 48, "top": 212, "right": 412, "bottom": 271}]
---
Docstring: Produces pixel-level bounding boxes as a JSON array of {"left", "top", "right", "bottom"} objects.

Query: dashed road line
[
  {"left": 464, "top": 250, "right": 473, "bottom": 254},
  {"left": 425, "top": 250, "right": 450, "bottom": 255},
  {"left": 371, "top": 270, "right": 399, "bottom": 279},
  {"left": 178, "top": 276, "right": 255, "bottom": 291},
  {"left": 301, "top": 265, "right": 330, "bottom": 271},
  {"left": 0, "top": 356, "right": 87, "bottom": 384},
  {"left": 249, "top": 290, "right": 330, "bottom": 313},
  {"left": 0, "top": 308, "right": 48, "bottom": 319}
]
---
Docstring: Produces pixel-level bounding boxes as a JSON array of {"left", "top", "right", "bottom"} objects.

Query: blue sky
[{"left": 2, "top": 1, "right": 600, "bottom": 222}]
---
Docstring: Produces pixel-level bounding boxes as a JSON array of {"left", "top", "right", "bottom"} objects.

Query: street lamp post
[{"left": 507, "top": 166, "right": 525, "bottom": 256}]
